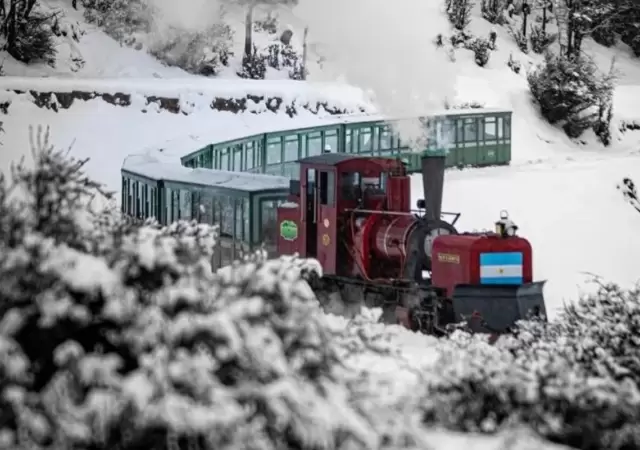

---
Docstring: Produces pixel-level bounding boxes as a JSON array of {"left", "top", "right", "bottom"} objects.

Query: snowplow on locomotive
[{"left": 276, "top": 153, "right": 546, "bottom": 335}]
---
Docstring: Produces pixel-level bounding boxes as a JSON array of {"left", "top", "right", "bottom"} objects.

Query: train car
[{"left": 275, "top": 153, "right": 546, "bottom": 335}]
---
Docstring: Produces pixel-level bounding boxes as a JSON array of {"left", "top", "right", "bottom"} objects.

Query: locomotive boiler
[{"left": 276, "top": 153, "right": 546, "bottom": 335}]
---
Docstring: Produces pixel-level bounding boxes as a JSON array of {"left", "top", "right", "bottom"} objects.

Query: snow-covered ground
[{"left": 0, "top": 92, "right": 374, "bottom": 193}]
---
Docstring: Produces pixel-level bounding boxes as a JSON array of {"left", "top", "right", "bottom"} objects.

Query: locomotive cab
[{"left": 276, "top": 153, "right": 419, "bottom": 276}]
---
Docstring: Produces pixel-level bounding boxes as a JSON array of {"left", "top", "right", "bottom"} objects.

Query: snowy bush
[
  {"left": 527, "top": 52, "right": 614, "bottom": 139},
  {"left": 592, "top": 22, "right": 617, "bottom": 47},
  {"left": 619, "top": 177, "right": 640, "bottom": 213},
  {"left": 149, "top": 23, "right": 234, "bottom": 76},
  {"left": 446, "top": 0, "right": 474, "bottom": 31},
  {"left": 253, "top": 12, "right": 279, "bottom": 34},
  {"left": 421, "top": 312, "right": 640, "bottom": 450},
  {"left": 469, "top": 37, "right": 491, "bottom": 67},
  {"left": 449, "top": 29, "right": 474, "bottom": 48},
  {"left": 530, "top": 25, "right": 557, "bottom": 54},
  {"left": 5, "top": 11, "right": 57, "bottom": 65},
  {"left": 481, "top": 0, "right": 507, "bottom": 24},
  {"left": 0, "top": 128, "right": 388, "bottom": 450},
  {"left": 507, "top": 53, "right": 521, "bottom": 73},
  {"left": 265, "top": 41, "right": 300, "bottom": 70},
  {"left": 507, "top": 23, "right": 529, "bottom": 53},
  {"left": 488, "top": 29, "right": 497, "bottom": 49},
  {"left": 264, "top": 41, "right": 305, "bottom": 80},
  {"left": 621, "top": 30, "right": 640, "bottom": 57},
  {"left": 239, "top": 44, "right": 268, "bottom": 79},
  {"left": 420, "top": 277, "right": 640, "bottom": 449},
  {"left": 82, "top": 0, "right": 151, "bottom": 46}
]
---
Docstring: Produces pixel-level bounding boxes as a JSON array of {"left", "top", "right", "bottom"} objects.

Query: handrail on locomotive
[{"left": 344, "top": 207, "right": 461, "bottom": 228}]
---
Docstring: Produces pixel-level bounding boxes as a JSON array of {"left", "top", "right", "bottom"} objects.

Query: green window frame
[
  {"left": 379, "top": 125, "right": 392, "bottom": 151},
  {"left": 484, "top": 117, "right": 497, "bottom": 142},
  {"left": 266, "top": 136, "right": 283, "bottom": 164},
  {"left": 245, "top": 142, "right": 255, "bottom": 170},
  {"left": 204, "top": 148, "right": 213, "bottom": 168},
  {"left": 219, "top": 195, "right": 233, "bottom": 235},
  {"left": 284, "top": 135, "right": 299, "bottom": 161},
  {"left": 359, "top": 127, "right": 373, "bottom": 153},
  {"left": 233, "top": 144, "right": 243, "bottom": 171},
  {"left": 151, "top": 187, "right": 157, "bottom": 219},
  {"left": 220, "top": 148, "right": 230, "bottom": 170},
  {"left": 243, "top": 198, "right": 250, "bottom": 241},
  {"left": 324, "top": 129, "right": 339, "bottom": 153},
  {"left": 463, "top": 118, "right": 477, "bottom": 143},
  {"left": 307, "top": 131, "right": 322, "bottom": 156},
  {"left": 349, "top": 129, "right": 359, "bottom": 152}
]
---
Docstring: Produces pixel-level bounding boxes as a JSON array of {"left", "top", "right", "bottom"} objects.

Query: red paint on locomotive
[
  {"left": 275, "top": 153, "right": 547, "bottom": 335},
  {"left": 348, "top": 214, "right": 423, "bottom": 279},
  {"left": 431, "top": 234, "right": 534, "bottom": 297}
]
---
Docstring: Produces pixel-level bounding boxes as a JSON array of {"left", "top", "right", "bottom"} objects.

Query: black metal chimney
[{"left": 421, "top": 154, "right": 445, "bottom": 222}]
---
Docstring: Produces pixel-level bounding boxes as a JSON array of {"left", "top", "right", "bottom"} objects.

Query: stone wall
[{"left": 0, "top": 89, "right": 366, "bottom": 117}]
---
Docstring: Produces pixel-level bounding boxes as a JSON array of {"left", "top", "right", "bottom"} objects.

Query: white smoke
[
  {"left": 146, "top": 0, "right": 459, "bottom": 149},
  {"left": 291, "top": 0, "right": 459, "bottom": 149},
  {"left": 149, "top": 0, "right": 227, "bottom": 33}
]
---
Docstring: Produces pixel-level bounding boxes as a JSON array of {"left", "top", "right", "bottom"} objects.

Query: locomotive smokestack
[{"left": 421, "top": 154, "right": 445, "bottom": 222}]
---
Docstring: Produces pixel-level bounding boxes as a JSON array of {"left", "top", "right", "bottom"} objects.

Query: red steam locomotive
[{"left": 276, "top": 153, "right": 546, "bottom": 335}]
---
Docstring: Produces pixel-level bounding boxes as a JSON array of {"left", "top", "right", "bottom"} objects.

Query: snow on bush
[
  {"left": 82, "top": 0, "right": 151, "bottom": 47},
  {"left": 420, "top": 281, "right": 640, "bottom": 450},
  {"left": 0, "top": 127, "right": 379, "bottom": 450},
  {"left": 148, "top": 22, "right": 234, "bottom": 76},
  {"left": 527, "top": 52, "right": 614, "bottom": 141},
  {"left": 619, "top": 178, "right": 640, "bottom": 215}
]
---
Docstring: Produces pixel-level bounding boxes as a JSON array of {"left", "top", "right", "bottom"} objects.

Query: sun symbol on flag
[{"left": 498, "top": 268, "right": 504, "bottom": 274}]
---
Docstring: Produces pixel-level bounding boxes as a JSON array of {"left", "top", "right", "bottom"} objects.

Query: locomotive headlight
[
  {"left": 506, "top": 223, "right": 518, "bottom": 236},
  {"left": 495, "top": 210, "right": 518, "bottom": 237}
]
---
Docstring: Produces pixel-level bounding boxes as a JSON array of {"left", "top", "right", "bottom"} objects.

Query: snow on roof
[
  {"left": 153, "top": 112, "right": 389, "bottom": 161},
  {"left": 122, "top": 154, "right": 290, "bottom": 192}
]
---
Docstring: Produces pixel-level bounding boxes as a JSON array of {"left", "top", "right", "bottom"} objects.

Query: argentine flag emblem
[{"left": 479, "top": 252, "right": 523, "bottom": 285}]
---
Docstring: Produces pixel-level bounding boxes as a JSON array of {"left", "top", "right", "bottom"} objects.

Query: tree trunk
[
  {"left": 565, "top": 0, "right": 574, "bottom": 57},
  {"left": 23, "top": 0, "right": 37, "bottom": 18},
  {"left": 522, "top": 9, "right": 528, "bottom": 37},
  {"left": 574, "top": 31, "right": 583, "bottom": 55},
  {"left": 301, "top": 26, "right": 308, "bottom": 80},
  {"left": 6, "top": 0, "right": 18, "bottom": 58},
  {"left": 244, "top": 4, "right": 254, "bottom": 60},
  {"left": 542, "top": 1, "right": 547, "bottom": 33}
]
